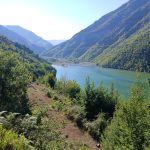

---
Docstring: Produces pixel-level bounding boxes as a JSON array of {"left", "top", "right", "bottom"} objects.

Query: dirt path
[
  {"left": 61, "top": 122, "right": 99, "bottom": 150},
  {"left": 27, "top": 83, "right": 100, "bottom": 150}
]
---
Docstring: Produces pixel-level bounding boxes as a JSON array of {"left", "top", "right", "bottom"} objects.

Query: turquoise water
[{"left": 52, "top": 64, "right": 149, "bottom": 99}]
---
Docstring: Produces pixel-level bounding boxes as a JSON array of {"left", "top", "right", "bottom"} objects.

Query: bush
[
  {"left": 47, "top": 90, "right": 52, "bottom": 98},
  {"left": 84, "top": 78, "right": 118, "bottom": 120},
  {"left": 0, "top": 125, "right": 34, "bottom": 150},
  {"left": 55, "top": 76, "right": 68, "bottom": 92},
  {"left": 66, "top": 80, "right": 81, "bottom": 99},
  {"left": 85, "top": 113, "right": 107, "bottom": 141},
  {"left": 66, "top": 105, "right": 86, "bottom": 128},
  {"left": 79, "top": 146, "right": 90, "bottom": 150},
  {"left": 42, "top": 72, "right": 56, "bottom": 89},
  {"left": 55, "top": 79, "right": 81, "bottom": 99},
  {"left": 0, "top": 110, "right": 74, "bottom": 150},
  {"left": 52, "top": 97, "right": 73, "bottom": 112}
]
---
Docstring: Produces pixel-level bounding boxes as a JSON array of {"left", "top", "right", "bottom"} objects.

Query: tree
[
  {"left": 42, "top": 72, "right": 56, "bottom": 89},
  {"left": 102, "top": 84, "right": 150, "bottom": 150},
  {"left": 66, "top": 80, "right": 81, "bottom": 99},
  {"left": 0, "top": 51, "right": 31, "bottom": 114},
  {"left": 84, "top": 78, "right": 118, "bottom": 120}
]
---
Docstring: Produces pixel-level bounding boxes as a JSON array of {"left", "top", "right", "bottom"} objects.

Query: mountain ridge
[
  {"left": 0, "top": 25, "right": 53, "bottom": 55},
  {"left": 0, "top": 35, "right": 55, "bottom": 78},
  {"left": 6, "top": 25, "right": 53, "bottom": 50},
  {"left": 48, "top": 39, "right": 66, "bottom": 46},
  {"left": 45, "top": 0, "right": 150, "bottom": 71}
]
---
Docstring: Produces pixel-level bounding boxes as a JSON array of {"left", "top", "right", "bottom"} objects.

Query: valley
[
  {"left": 0, "top": 0, "right": 150, "bottom": 149},
  {"left": 45, "top": 0, "right": 150, "bottom": 72}
]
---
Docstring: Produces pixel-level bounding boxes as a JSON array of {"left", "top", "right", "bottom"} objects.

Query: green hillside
[
  {"left": 0, "top": 36, "right": 55, "bottom": 80},
  {"left": 94, "top": 23, "right": 150, "bottom": 72},
  {"left": 81, "top": 0, "right": 150, "bottom": 62},
  {"left": 45, "top": 0, "right": 150, "bottom": 72}
]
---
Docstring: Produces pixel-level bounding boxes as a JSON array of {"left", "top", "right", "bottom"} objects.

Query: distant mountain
[
  {"left": 0, "top": 25, "right": 29, "bottom": 46},
  {"left": 45, "top": 0, "right": 150, "bottom": 71},
  {"left": 48, "top": 39, "right": 66, "bottom": 46},
  {"left": 6, "top": 25, "right": 53, "bottom": 50},
  {"left": 0, "top": 25, "right": 53, "bottom": 55}
]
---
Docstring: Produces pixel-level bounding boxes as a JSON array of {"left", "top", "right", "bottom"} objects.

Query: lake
[{"left": 52, "top": 64, "right": 149, "bottom": 99}]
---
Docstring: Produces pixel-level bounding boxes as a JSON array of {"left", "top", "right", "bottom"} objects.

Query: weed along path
[{"left": 27, "top": 83, "right": 100, "bottom": 150}]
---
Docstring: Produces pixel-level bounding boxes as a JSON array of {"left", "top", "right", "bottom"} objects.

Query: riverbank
[{"left": 52, "top": 63, "right": 150, "bottom": 99}]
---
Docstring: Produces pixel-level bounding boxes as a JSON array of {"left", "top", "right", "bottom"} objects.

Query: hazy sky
[{"left": 0, "top": 0, "right": 129, "bottom": 40}]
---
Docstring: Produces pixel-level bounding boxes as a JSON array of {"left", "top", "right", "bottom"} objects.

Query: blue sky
[{"left": 0, "top": 0, "right": 129, "bottom": 40}]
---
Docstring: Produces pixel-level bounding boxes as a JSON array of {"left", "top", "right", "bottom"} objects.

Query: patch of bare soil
[{"left": 27, "top": 83, "right": 100, "bottom": 150}]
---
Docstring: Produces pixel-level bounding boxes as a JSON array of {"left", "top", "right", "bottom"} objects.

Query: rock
[
  {"left": 96, "top": 143, "right": 100, "bottom": 148},
  {"left": 29, "top": 116, "right": 37, "bottom": 121},
  {"left": 0, "top": 117, "right": 10, "bottom": 127},
  {"left": 25, "top": 114, "right": 30, "bottom": 118},
  {"left": 13, "top": 113, "right": 22, "bottom": 118},
  {"left": 0, "top": 111, "right": 8, "bottom": 117}
]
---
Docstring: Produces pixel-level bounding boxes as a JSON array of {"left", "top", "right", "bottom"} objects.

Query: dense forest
[
  {"left": 95, "top": 23, "right": 150, "bottom": 72},
  {"left": 0, "top": 35, "right": 150, "bottom": 149}
]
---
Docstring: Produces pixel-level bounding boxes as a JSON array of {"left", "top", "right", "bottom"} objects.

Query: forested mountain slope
[
  {"left": 45, "top": 0, "right": 150, "bottom": 71},
  {"left": 6, "top": 25, "right": 53, "bottom": 54},
  {"left": 0, "top": 35, "right": 55, "bottom": 79},
  {"left": 95, "top": 23, "right": 150, "bottom": 71}
]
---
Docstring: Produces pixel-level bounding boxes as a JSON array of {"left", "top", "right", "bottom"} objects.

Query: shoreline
[
  {"left": 52, "top": 61, "right": 150, "bottom": 76},
  {"left": 52, "top": 61, "right": 97, "bottom": 67}
]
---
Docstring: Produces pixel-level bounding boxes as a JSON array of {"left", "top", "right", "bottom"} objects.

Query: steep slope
[
  {"left": 0, "top": 25, "right": 52, "bottom": 55},
  {"left": 45, "top": 0, "right": 150, "bottom": 71},
  {"left": 27, "top": 83, "right": 99, "bottom": 150},
  {"left": 0, "top": 35, "right": 55, "bottom": 79},
  {"left": 84, "top": 0, "right": 150, "bottom": 61},
  {"left": 95, "top": 23, "right": 150, "bottom": 71},
  {"left": 6, "top": 25, "right": 53, "bottom": 53},
  {"left": 0, "top": 25, "right": 29, "bottom": 46}
]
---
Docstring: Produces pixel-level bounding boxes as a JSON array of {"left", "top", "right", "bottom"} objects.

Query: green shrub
[
  {"left": 52, "top": 97, "right": 73, "bottom": 112},
  {"left": 66, "top": 80, "right": 81, "bottom": 99},
  {"left": 84, "top": 78, "right": 118, "bottom": 120},
  {"left": 47, "top": 90, "right": 52, "bottom": 98},
  {"left": 66, "top": 105, "right": 86, "bottom": 128},
  {"left": 85, "top": 113, "right": 107, "bottom": 141},
  {"left": 102, "top": 85, "right": 150, "bottom": 150},
  {"left": 55, "top": 79, "right": 81, "bottom": 99},
  {"left": 0, "top": 110, "right": 73, "bottom": 150},
  {"left": 0, "top": 125, "right": 34, "bottom": 150},
  {"left": 42, "top": 72, "right": 56, "bottom": 89},
  {"left": 55, "top": 76, "right": 68, "bottom": 92},
  {"left": 53, "top": 94, "right": 60, "bottom": 100},
  {"left": 78, "top": 146, "right": 90, "bottom": 150}
]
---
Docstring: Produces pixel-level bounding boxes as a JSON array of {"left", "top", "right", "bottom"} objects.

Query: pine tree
[{"left": 102, "top": 84, "right": 150, "bottom": 150}]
